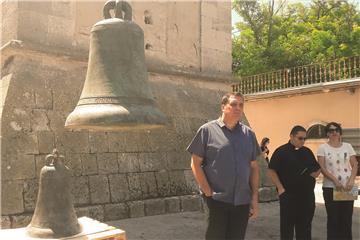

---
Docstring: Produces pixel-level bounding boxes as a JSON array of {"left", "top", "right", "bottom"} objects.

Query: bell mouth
[{"left": 65, "top": 104, "right": 167, "bottom": 131}]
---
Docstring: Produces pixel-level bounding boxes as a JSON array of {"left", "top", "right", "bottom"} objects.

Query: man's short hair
[
  {"left": 221, "top": 92, "right": 244, "bottom": 105},
  {"left": 325, "top": 122, "right": 342, "bottom": 135},
  {"left": 290, "top": 125, "right": 307, "bottom": 135}
]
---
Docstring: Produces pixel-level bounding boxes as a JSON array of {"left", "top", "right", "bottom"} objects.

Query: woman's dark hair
[
  {"left": 325, "top": 122, "right": 342, "bottom": 135},
  {"left": 260, "top": 137, "right": 269, "bottom": 147}
]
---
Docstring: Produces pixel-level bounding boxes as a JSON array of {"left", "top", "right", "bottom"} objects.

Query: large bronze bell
[
  {"left": 65, "top": 0, "right": 166, "bottom": 131},
  {"left": 26, "top": 149, "right": 81, "bottom": 238}
]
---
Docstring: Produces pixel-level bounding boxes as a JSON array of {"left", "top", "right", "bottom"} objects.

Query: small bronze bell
[
  {"left": 65, "top": 0, "right": 166, "bottom": 131},
  {"left": 26, "top": 149, "right": 81, "bottom": 238}
]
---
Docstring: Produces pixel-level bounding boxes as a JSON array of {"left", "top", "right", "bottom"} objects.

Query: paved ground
[
  {"left": 109, "top": 202, "right": 360, "bottom": 240},
  {"left": 109, "top": 184, "right": 360, "bottom": 240}
]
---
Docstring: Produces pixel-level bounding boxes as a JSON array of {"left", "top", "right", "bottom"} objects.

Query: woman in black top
[{"left": 260, "top": 137, "right": 270, "bottom": 164}]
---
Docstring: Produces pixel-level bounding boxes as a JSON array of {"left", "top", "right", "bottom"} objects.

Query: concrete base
[{"left": 0, "top": 217, "right": 126, "bottom": 240}]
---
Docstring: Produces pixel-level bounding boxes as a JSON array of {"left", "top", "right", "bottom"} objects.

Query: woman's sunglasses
[{"left": 328, "top": 128, "right": 340, "bottom": 133}]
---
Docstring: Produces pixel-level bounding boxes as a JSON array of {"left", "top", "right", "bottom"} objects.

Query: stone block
[
  {"left": 67, "top": 153, "right": 83, "bottom": 177},
  {"left": 123, "top": 130, "right": 151, "bottom": 152},
  {"left": 47, "top": 111, "right": 68, "bottom": 133},
  {"left": 55, "top": 131, "right": 89, "bottom": 153},
  {"left": 144, "top": 198, "right": 165, "bottom": 216},
  {"left": 81, "top": 153, "right": 98, "bottom": 175},
  {"left": 127, "top": 173, "right": 142, "bottom": 200},
  {"left": 127, "top": 201, "right": 145, "bottom": 218},
  {"left": 1, "top": 1, "right": 18, "bottom": 45},
  {"left": 11, "top": 214, "right": 32, "bottom": 228},
  {"left": 202, "top": 27, "right": 231, "bottom": 52},
  {"left": 156, "top": 98, "right": 184, "bottom": 117},
  {"left": 23, "top": 179, "right": 39, "bottom": 212},
  {"left": 104, "top": 203, "right": 129, "bottom": 221},
  {"left": 108, "top": 132, "right": 127, "bottom": 152},
  {"left": 181, "top": 101, "right": 209, "bottom": 119},
  {"left": 47, "top": 14, "right": 75, "bottom": 49},
  {"left": 97, "top": 153, "right": 118, "bottom": 174},
  {"left": 51, "top": 1, "right": 75, "bottom": 19},
  {"left": 201, "top": 1, "right": 217, "bottom": 18},
  {"left": 89, "top": 175, "right": 110, "bottom": 204},
  {"left": 139, "top": 172, "right": 158, "bottom": 198},
  {"left": 196, "top": 88, "right": 224, "bottom": 109},
  {"left": 108, "top": 174, "right": 130, "bottom": 202},
  {"left": 37, "top": 131, "right": 55, "bottom": 154},
  {"left": 87, "top": 205, "right": 105, "bottom": 222},
  {"left": 89, "top": 132, "right": 108, "bottom": 153},
  {"left": 166, "top": 151, "right": 189, "bottom": 170},
  {"left": 184, "top": 169, "right": 198, "bottom": 193},
  {"left": 147, "top": 128, "right": 178, "bottom": 152},
  {"left": 200, "top": 103, "right": 222, "bottom": 121},
  {"left": 188, "top": 117, "right": 208, "bottom": 133},
  {"left": 4, "top": 82, "right": 35, "bottom": 112},
  {"left": 75, "top": 206, "right": 90, "bottom": 218},
  {"left": 169, "top": 170, "right": 188, "bottom": 195},
  {"left": 118, "top": 153, "right": 140, "bottom": 173},
  {"left": 30, "top": 110, "right": 50, "bottom": 131},
  {"left": 18, "top": 1, "right": 52, "bottom": 14},
  {"left": 155, "top": 170, "right": 170, "bottom": 197},
  {"left": 0, "top": 216, "right": 11, "bottom": 229},
  {"left": 180, "top": 195, "right": 201, "bottom": 212},
  {"left": 71, "top": 176, "right": 90, "bottom": 206},
  {"left": 138, "top": 152, "right": 165, "bottom": 172},
  {"left": 175, "top": 133, "right": 195, "bottom": 153},
  {"left": 164, "top": 197, "right": 180, "bottom": 213},
  {"left": 259, "top": 187, "right": 278, "bottom": 202},
  {"left": 171, "top": 116, "right": 192, "bottom": 135},
  {"left": 17, "top": 10, "right": 49, "bottom": 45},
  {"left": 3, "top": 133, "right": 38, "bottom": 155},
  {"left": 51, "top": 78, "right": 83, "bottom": 114},
  {"left": 201, "top": 47, "right": 232, "bottom": 75},
  {"left": 166, "top": 2, "right": 200, "bottom": 67},
  {"left": 2, "top": 153, "right": 35, "bottom": 180}
]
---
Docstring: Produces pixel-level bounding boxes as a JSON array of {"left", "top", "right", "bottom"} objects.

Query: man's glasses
[
  {"left": 328, "top": 128, "right": 340, "bottom": 133},
  {"left": 296, "top": 136, "right": 306, "bottom": 141}
]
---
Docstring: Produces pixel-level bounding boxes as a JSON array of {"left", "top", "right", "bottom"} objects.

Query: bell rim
[{"left": 65, "top": 104, "right": 167, "bottom": 131}]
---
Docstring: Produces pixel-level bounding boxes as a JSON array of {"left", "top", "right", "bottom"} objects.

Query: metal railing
[{"left": 232, "top": 56, "right": 360, "bottom": 94}]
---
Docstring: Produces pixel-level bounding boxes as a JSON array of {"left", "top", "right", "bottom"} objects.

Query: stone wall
[{"left": 0, "top": 41, "right": 230, "bottom": 228}]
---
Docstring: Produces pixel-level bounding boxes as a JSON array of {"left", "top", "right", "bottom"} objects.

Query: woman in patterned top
[{"left": 317, "top": 122, "right": 358, "bottom": 240}]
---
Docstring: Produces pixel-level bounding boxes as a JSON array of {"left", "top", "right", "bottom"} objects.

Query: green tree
[{"left": 232, "top": 0, "right": 360, "bottom": 76}]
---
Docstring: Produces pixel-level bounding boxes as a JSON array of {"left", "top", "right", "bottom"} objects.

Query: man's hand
[
  {"left": 203, "top": 189, "right": 213, "bottom": 197},
  {"left": 249, "top": 198, "right": 258, "bottom": 220},
  {"left": 277, "top": 187, "right": 285, "bottom": 196}
]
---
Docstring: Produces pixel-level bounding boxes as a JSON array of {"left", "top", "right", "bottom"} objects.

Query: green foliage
[{"left": 232, "top": 0, "right": 360, "bottom": 76}]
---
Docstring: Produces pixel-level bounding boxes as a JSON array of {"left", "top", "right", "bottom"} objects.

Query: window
[
  {"left": 307, "top": 124, "right": 326, "bottom": 139},
  {"left": 144, "top": 10, "right": 153, "bottom": 25}
]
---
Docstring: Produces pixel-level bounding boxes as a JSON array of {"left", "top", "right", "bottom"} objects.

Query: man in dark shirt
[
  {"left": 268, "top": 125, "right": 321, "bottom": 240},
  {"left": 187, "top": 92, "right": 260, "bottom": 240}
]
